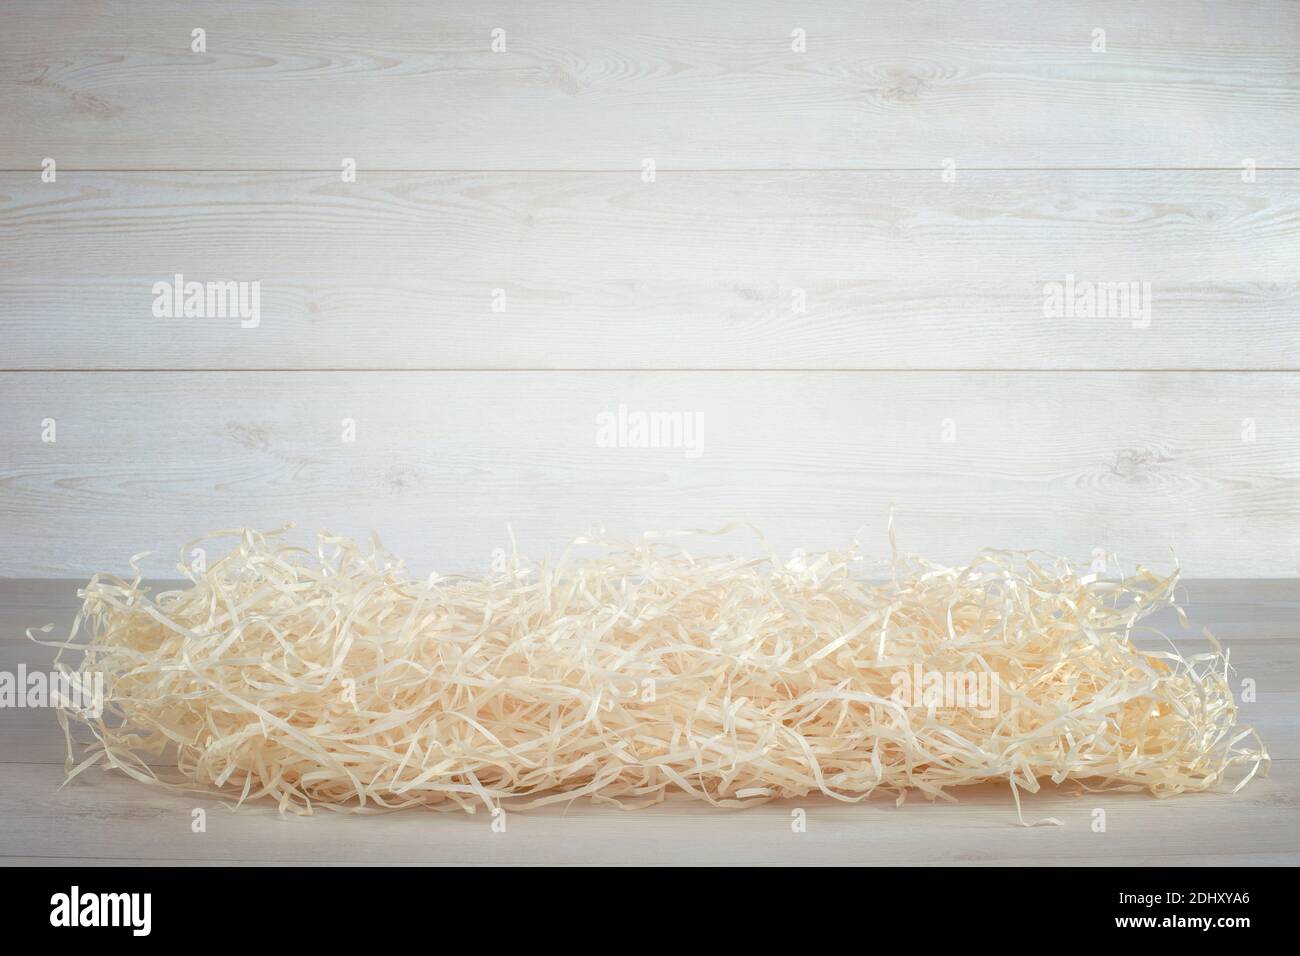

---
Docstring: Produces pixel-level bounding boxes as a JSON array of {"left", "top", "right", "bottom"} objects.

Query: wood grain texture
[
  {"left": 2, "top": 761, "right": 1294, "bottom": 865},
  {"left": 1, "top": 170, "right": 1297, "bottom": 369},
  {"left": 0, "top": 371, "right": 1295, "bottom": 578},
  {"left": 0, "top": 579, "right": 1295, "bottom": 865},
  {"left": 3, "top": 279, "right": 1298, "bottom": 371},
  {"left": 2, "top": 0, "right": 1297, "bottom": 170}
]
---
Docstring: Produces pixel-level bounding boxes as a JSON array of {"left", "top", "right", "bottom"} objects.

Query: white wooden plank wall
[
  {"left": 0, "top": 0, "right": 1297, "bottom": 578},
  {"left": 3, "top": 1, "right": 1297, "bottom": 169}
]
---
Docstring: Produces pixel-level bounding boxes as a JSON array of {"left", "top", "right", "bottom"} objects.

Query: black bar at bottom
[{"left": 11, "top": 866, "right": 1283, "bottom": 939}]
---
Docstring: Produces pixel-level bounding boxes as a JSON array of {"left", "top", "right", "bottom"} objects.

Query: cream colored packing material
[{"left": 41, "top": 527, "right": 1269, "bottom": 823}]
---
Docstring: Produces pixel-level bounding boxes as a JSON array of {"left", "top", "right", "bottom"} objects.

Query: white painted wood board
[
  {"left": 0, "top": 371, "right": 1295, "bottom": 578},
  {"left": 4, "top": 1, "right": 1296, "bottom": 171},
  {"left": 0, "top": 170, "right": 1296, "bottom": 369}
]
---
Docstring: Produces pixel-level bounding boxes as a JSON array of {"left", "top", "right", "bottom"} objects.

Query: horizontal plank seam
[
  {"left": 3, "top": 167, "right": 1300, "bottom": 174},
  {"left": 3, "top": 368, "right": 1299, "bottom": 374}
]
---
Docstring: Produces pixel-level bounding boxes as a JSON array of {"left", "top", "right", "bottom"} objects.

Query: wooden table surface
[{"left": 1, "top": 578, "right": 1295, "bottom": 866}]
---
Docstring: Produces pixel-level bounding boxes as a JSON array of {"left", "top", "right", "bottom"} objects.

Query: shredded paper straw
[{"left": 41, "top": 526, "right": 1268, "bottom": 824}]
